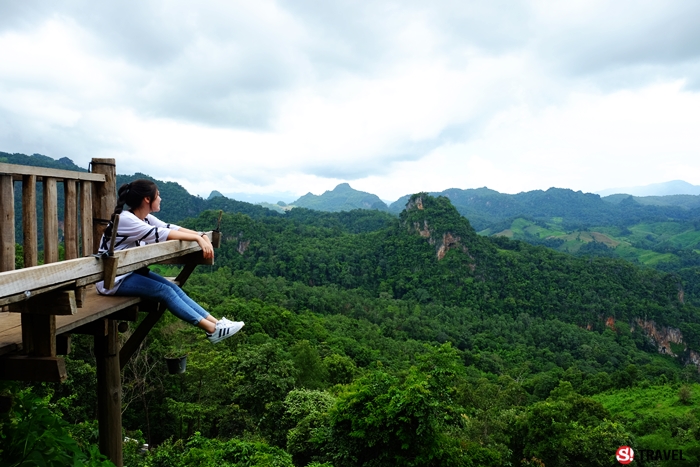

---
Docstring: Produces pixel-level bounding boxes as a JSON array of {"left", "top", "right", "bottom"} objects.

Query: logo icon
[{"left": 616, "top": 446, "right": 634, "bottom": 464}]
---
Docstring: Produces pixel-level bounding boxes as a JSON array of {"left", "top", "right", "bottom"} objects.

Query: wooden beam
[
  {"left": 64, "top": 180, "right": 78, "bottom": 260},
  {"left": 174, "top": 263, "right": 197, "bottom": 286},
  {"left": 75, "top": 286, "right": 86, "bottom": 308},
  {"left": 22, "top": 175, "right": 38, "bottom": 268},
  {"left": 91, "top": 158, "right": 116, "bottom": 254},
  {"left": 72, "top": 318, "right": 108, "bottom": 336},
  {"left": 0, "top": 175, "right": 14, "bottom": 272},
  {"left": 110, "top": 305, "right": 139, "bottom": 322},
  {"left": 56, "top": 335, "right": 71, "bottom": 355},
  {"left": 80, "top": 181, "right": 93, "bottom": 256},
  {"left": 0, "top": 236, "right": 209, "bottom": 300},
  {"left": 0, "top": 162, "right": 105, "bottom": 182},
  {"left": 158, "top": 249, "right": 214, "bottom": 265},
  {"left": 8, "top": 290, "right": 77, "bottom": 315},
  {"left": 0, "top": 356, "right": 67, "bottom": 382},
  {"left": 95, "top": 319, "right": 123, "bottom": 466},
  {"left": 120, "top": 305, "right": 165, "bottom": 370},
  {"left": 21, "top": 314, "right": 56, "bottom": 357},
  {"left": 43, "top": 177, "right": 59, "bottom": 264}
]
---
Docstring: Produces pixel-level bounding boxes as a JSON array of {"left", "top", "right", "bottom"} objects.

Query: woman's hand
[{"left": 198, "top": 235, "right": 214, "bottom": 259}]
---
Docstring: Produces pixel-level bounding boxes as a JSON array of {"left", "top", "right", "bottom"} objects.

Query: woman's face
[{"left": 149, "top": 190, "right": 162, "bottom": 213}]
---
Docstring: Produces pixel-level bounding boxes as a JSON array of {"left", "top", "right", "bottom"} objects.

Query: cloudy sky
[{"left": 2, "top": 1, "right": 700, "bottom": 202}]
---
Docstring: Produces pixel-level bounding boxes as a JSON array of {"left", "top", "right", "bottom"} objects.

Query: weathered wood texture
[
  {"left": 43, "top": 177, "right": 59, "bottom": 264},
  {"left": 0, "top": 290, "right": 142, "bottom": 356},
  {"left": 0, "top": 162, "right": 105, "bottom": 182},
  {"left": 22, "top": 175, "right": 38, "bottom": 268},
  {"left": 64, "top": 180, "right": 78, "bottom": 260},
  {"left": 91, "top": 158, "right": 116, "bottom": 254},
  {"left": 8, "top": 291, "right": 77, "bottom": 315},
  {"left": 95, "top": 319, "right": 123, "bottom": 467},
  {"left": 0, "top": 175, "right": 14, "bottom": 272},
  {"left": 0, "top": 234, "right": 211, "bottom": 303},
  {"left": 80, "top": 181, "right": 93, "bottom": 257}
]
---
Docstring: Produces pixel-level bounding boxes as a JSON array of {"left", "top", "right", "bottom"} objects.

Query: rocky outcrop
[
  {"left": 410, "top": 219, "right": 470, "bottom": 261},
  {"left": 237, "top": 240, "right": 250, "bottom": 255},
  {"left": 635, "top": 319, "right": 684, "bottom": 356},
  {"left": 406, "top": 196, "right": 424, "bottom": 211}
]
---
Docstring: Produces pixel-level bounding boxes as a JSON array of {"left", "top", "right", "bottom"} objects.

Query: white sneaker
[{"left": 207, "top": 320, "right": 244, "bottom": 344}]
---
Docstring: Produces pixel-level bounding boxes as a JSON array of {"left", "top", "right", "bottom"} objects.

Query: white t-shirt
[{"left": 95, "top": 211, "right": 180, "bottom": 295}]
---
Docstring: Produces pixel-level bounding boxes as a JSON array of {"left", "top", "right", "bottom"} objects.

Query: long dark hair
[{"left": 103, "top": 179, "right": 158, "bottom": 241}]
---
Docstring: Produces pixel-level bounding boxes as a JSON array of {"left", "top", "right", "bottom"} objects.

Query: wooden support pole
[
  {"left": 64, "top": 179, "right": 78, "bottom": 260},
  {"left": 43, "top": 177, "right": 59, "bottom": 264},
  {"left": 95, "top": 319, "right": 123, "bottom": 466},
  {"left": 0, "top": 174, "right": 14, "bottom": 272},
  {"left": 91, "top": 158, "right": 116, "bottom": 254},
  {"left": 22, "top": 175, "right": 38, "bottom": 268}
]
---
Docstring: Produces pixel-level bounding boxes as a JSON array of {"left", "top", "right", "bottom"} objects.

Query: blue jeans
[{"left": 115, "top": 271, "right": 210, "bottom": 325}]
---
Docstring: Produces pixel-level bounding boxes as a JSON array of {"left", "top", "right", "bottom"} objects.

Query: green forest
[{"left": 4, "top": 154, "right": 700, "bottom": 466}]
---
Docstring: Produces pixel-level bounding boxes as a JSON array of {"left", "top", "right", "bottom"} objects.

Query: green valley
[{"left": 4, "top": 153, "right": 700, "bottom": 466}]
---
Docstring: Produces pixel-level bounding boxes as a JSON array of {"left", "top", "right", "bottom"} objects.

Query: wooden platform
[{"left": 0, "top": 288, "right": 142, "bottom": 356}]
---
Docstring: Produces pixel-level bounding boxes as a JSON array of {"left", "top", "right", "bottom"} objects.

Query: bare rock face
[
  {"left": 410, "top": 219, "right": 469, "bottom": 261},
  {"left": 237, "top": 240, "right": 250, "bottom": 255},
  {"left": 635, "top": 319, "right": 684, "bottom": 356},
  {"left": 406, "top": 196, "right": 424, "bottom": 211},
  {"left": 414, "top": 220, "right": 431, "bottom": 238},
  {"left": 437, "top": 233, "right": 462, "bottom": 261}
]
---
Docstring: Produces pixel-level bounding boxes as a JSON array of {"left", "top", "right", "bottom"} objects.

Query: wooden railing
[{"left": 0, "top": 160, "right": 112, "bottom": 270}]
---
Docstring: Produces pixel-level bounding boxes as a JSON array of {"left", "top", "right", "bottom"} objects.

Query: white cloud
[{"left": 1, "top": 1, "right": 700, "bottom": 202}]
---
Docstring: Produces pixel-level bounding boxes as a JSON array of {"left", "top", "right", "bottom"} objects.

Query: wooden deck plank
[{"left": 0, "top": 288, "right": 143, "bottom": 356}]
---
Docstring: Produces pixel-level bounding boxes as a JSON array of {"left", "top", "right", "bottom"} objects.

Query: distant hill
[
  {"left": 603, "top": 193, "right": 700, "bottom": 209},
  {"left": 292, "top": 183, "right": 389, "bottom": 212},
  {"left": 0, "top": 151, "right": 86, "bottom": 171},
  {"left": 208, "top": 190, "right": 225, "bottom": 200},
  {"left": 390, "top": 187, "right": 700, "bottom": 231},
  {"left": 597, "top": 180, "right": 700, "bottom": 197}
]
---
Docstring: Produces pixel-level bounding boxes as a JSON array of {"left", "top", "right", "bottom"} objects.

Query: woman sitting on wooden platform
[{"left": 95, "top": 179, "right": 244, "bottom": 344}]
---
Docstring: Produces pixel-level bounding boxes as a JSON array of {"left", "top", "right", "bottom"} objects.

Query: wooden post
[
  {"left": 0, "top": 175, "right": 14, "bottom": 272},
  {"left": 80, "top": 181, "right": 93, "bottom": 257},
  {"left": 95, "top": 319, "right": 123, "bottom": 467},
  {"left": 21, "top": 176, "right": 39, "bottom": 354},
  {"left": 64, "top": 180, "right": 78, "bottom": 260},
  {"left": 90, "top": 159, "right": 122, "bottom": 466},
  {"left": 91, "top": 158, "right": 116, "bottom": 254},
  {"left": 22, "top": 175, "right": 38, "bottom": 268},
  {"left": 43, "top": 177, "right": 59, "bottom": 264}
]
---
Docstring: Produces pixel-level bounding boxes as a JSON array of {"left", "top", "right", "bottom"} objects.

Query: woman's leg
[
  {"left": 141, "top": 272, "right": 212, "bottom": 321},
  {"left": 115, "top": 273, "right": 214, "bottom": 331}
]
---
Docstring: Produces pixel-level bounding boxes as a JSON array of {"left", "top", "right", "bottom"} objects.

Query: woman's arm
[{"left": 166, "top": 229, "right": 214, "bottom": 259}]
